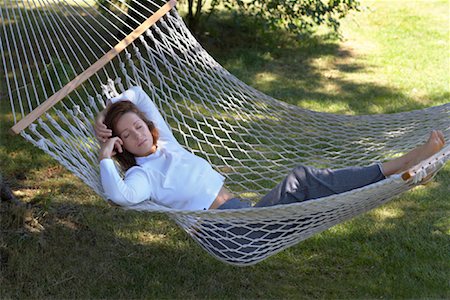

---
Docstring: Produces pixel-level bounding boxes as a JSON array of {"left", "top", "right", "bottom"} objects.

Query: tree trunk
[
  {"left": 186, "top": 0, "right": 204, "bottom": 35},
  {"left": 0, "top": 174, "right": 20, "bottom": 205}
]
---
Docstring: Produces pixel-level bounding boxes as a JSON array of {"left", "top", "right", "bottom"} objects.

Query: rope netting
[{"left": 1, "top": 0, "right": 449, "bottom": 265}]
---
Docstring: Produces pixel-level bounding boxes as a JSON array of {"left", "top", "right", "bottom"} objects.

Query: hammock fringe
[{"left": 2, "top": 0, "right": 449, "bottom": 265}]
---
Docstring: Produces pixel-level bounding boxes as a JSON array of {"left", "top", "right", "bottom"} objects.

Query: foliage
[
  {"left": 95, "top": 0, "right": 360, "bottom": 37},
  {"left": 95, "top": 0, "right": 165, "bottom": 31},
  {"left": 1, "top": 0, "right": 449, "bottom": 298},
  {"left": 184, "top": 0, "right": 361, "bottom": 36}
]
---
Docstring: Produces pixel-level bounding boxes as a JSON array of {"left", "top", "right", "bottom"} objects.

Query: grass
[
  {"left": 201, "top": 0, "right": 449, "bottom": 115},
  {"left": 1, "top": 0, "right": 449, "bottom": 298}
]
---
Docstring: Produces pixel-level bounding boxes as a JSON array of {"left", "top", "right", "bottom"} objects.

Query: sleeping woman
[{"left": 95, "top": 86, "right": 445, "bottom": 211}]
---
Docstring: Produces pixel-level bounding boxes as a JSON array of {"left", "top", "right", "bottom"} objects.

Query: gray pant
[
  {"left": 218, "top": 164, "right": 385, "bottom": 209},
  {"left": 207, "top": 164, "right": 385, "bottom": 262}
]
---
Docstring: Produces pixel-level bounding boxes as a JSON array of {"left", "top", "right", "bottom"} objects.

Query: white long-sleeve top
[{"left": 99, "top": 86, "right": 225, "bottom": 211}]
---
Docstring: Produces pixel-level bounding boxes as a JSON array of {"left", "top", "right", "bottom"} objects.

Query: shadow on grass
[
  {"left": 0, "top": 102, "right": 53, "bottom": 189},
  {"left": 1, "top": 3, "right": 449, "bottom": 299},
  {"left": 197, "top": 11, "right": 446, "bottom": 115},
  {"left": 1, "top": 2, "right": 446, "bottom": 119},
  {"left": 1, "top": 167, "right": 448, "bottom": 298},
  {"left": 285, "top": 168, "right": 450, "bottom": 296}
]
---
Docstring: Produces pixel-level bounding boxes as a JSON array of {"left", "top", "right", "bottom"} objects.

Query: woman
[{"left": 95, "top": 86, "right": 445, "bottom": 211}]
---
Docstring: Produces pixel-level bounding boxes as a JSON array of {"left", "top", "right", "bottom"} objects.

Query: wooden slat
[{"left": 10, "top": 0, "right": 177, "bottom": 135}]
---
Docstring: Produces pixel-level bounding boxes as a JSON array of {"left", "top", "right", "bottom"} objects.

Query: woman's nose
[{"left": 133, "top": 131, "right": 143, "bottom": 139}]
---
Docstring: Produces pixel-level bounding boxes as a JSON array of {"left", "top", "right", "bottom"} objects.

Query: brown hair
[{"left": 104, "top": 101, "right": 159, "bottom": 171}]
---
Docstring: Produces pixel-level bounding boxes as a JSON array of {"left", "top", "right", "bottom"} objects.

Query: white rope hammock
[{"left": 1, "top": 0, "right": 449, "bottom": 266}]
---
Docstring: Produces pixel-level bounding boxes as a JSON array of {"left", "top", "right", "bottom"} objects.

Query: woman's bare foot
[
  {"left": 411, "top": 130, "right": 445, "bottom": 166},
  {"left": 381, "top": 130, "right": 445, "bottom": 176}
]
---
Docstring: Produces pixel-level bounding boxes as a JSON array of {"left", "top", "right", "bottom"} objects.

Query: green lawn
[{"left": 1, "top": 0, "right": 449, "bottom": 298}]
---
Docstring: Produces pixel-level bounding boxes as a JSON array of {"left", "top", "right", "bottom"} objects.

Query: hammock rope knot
[{"left": 2, "top": 0, "right": 449, "bottom": 266}]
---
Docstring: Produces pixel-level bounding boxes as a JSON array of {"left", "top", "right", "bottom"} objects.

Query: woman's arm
[
  {"left": 98, "top": 137, "right": 151, "bottom": 206},
  {"left": 110, "top": 86, "right": 178, "bottom": 145},
  {"left": 100, "top": 158, "right": 152, "bottom": 206},
  {"left": 98, "top": 136, "right": 123, "bottom": 160},
  {"left": 94, "top": 108, "right": 112, "bottom": 143}
]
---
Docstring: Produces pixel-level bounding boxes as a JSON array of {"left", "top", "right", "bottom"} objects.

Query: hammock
[{"left": 1, "top": 0, "right": 449, "bottom": 266}]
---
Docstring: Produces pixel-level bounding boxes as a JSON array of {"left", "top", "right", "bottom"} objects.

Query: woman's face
[{"left": 115, "top": 112, "right": 155, "bottom": 157}]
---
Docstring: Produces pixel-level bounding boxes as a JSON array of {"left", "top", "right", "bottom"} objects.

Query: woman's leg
[
  {"left": 381, "top": 130, "right": 445, "bottom": 176},
  {"left": 256, "top": 130, "right": 445, "bottom": 208},
  {"left": 255, "top": 164, "right": 385, "bottom": 207}
]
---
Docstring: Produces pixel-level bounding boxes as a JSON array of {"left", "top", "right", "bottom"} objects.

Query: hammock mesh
[{"left": 1, "top": 0, "right": 449, "bottom": 266}]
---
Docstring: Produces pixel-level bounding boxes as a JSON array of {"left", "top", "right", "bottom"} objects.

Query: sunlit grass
[
  {"left": 341, "top": 0, "right": 449, "bottom": 106},
  {"left": 1, "top": 0, "right": 449, "bottom": 298},
  {"left": 206, "top": 0, "right": 449, "bottom": 115}
]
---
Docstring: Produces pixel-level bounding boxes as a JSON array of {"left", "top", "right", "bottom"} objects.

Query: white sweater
[{"left": 99, "top": 86, "right": 225, "bottom": 211}]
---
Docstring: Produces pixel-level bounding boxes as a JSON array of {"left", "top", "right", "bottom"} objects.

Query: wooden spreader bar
[{"left": 10, "top": 0, "right": 177, "bottom": 135}]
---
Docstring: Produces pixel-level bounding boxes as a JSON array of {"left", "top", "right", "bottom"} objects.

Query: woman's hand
[
  {"left": 94, "top": 109, "right": 112, "bottom": 142},
  {"left": 99, "top": 137, "right": 123, "bottom": 161}
]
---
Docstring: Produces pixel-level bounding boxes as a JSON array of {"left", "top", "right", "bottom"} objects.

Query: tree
[
  {"left": 96, "top": 0, "right": 165, "bottom": 34},
  {"left": 184, "top": 0, "right": 361, "bottom": 36},
  {"left": 96, "top": 0, "right": 360, "bottom": 37}
]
